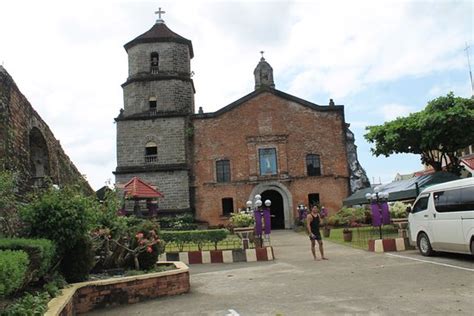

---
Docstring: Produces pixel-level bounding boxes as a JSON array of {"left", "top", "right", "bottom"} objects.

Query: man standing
[{"left": 306, "top": 205, "right": 328, "bottom": 261}]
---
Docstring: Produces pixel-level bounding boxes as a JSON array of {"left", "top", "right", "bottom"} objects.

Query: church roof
[
  {"left": 124, "top": 23, "right": 194, "bottom": 58},
  {"left": 194, "top": 87, "right": 344, "bottom": 118},
  {"left": 123, "top": 176, "right": 164, "bottom": 199}
]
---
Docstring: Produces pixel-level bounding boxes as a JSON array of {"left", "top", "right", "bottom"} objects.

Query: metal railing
[{"left": 145, "top": 155, "right": 157, "bottom": 163}]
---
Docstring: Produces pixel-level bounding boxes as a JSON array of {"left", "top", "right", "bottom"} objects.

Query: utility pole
[{"left": 465, "top": 42, "right": 474, "bottom": 98}]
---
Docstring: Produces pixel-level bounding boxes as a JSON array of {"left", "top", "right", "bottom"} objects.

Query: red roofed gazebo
[{"left": 122, "top": 177, "right": 163, "bottom": 217}]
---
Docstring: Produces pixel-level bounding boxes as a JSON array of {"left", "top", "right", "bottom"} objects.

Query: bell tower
[
  {"left": 114, "top": 9, "right": 195, "bottom": 214},
  {"left": 254, "top": 51, "right": 275, "bottom": 90}
]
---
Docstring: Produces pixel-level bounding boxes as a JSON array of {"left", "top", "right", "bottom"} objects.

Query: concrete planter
[
  {"left": 368, "top": 237, "right": 415, "bottom": 252},
  {"left": 45, "top": 262, "right": 189, "bottom": 315},
  {"left": 343, "top": 230, "right": 353, "bottom": 242}
]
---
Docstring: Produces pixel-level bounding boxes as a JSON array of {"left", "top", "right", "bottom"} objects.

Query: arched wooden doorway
[{"left": 261, "top": 189, "right": 284, "bottom": 229}]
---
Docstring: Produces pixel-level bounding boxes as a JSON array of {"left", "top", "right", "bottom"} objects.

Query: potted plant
[
  {"left": 343, "top": 227, "right": 353, "bottom": 242},
  {"left": 229, "top": 212, "right": 255, "bottom": 249}
]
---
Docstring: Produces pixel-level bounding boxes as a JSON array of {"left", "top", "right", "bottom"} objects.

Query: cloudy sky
[{"left": 1, "top": 0, "right": 472, "bottom": 190}]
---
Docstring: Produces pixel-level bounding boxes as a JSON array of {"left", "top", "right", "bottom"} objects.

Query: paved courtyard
[{"left": 87, "top": 230, "right": 474, "bottom": 315}]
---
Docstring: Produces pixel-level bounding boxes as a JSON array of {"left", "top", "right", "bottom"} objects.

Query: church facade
[{"left": 114, "top": 17, "right": 369, "bottom": 228}]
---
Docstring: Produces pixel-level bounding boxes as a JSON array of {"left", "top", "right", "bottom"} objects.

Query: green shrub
[
  {"left": 0, "top": 250, "right": 29, "bottom": 297},
  {"left": 0, "top": 238, "right": 56, "bottom": 282},
  {"left": 159, "top": 213, "right": 197, "bottom": 230},
  {"left": 161, "top": 229, "right": 229, "bottom": 251},
  {"left": 20, "top": 186, "right": 99, "bottom": 256},
  {"left": 60, "top": 236, "right": 95, "bottom": 283},
  {"left": 229, "top": 212, "right": 255, "bottom": 228},
  {"left": 0, "top": 170, "right": 23, "bottom": 238},
  {"left": 327, "top": 207, "right": 367, "bottom": 227},
  {"left": 2, "top": 291, "right": 50, "bottom": 316},
  {"left": 389, "top": 202, "right": 409, "bottom": 219}
]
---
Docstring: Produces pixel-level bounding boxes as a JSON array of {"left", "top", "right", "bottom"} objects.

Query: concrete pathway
[{"left": 87, "top": 230, "right": 474, "bottom": 315}]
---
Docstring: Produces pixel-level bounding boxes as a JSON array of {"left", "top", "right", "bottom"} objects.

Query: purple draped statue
[
  {"left": 371, "top": 202, "right": 391, "bottom": 227},
  {"left": 254, "top": 208, "right": 272, "bottom": 236}
]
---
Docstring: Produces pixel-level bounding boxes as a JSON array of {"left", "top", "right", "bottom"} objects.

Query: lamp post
[
  {"left": 365, "top": 186, "right": 390, "bottom": 240},
  {"left": 246, "top": 194, "right": 272, "bottom": 247}
]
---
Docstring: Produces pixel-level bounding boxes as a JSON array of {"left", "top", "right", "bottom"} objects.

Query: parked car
[{"left": 407, "top": 178, "right": 474, "bottom": 256}]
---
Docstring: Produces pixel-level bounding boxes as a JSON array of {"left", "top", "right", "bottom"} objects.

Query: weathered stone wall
[
  {"left": 0, "top": 66, "right": 92, "bottom": 195},
  {"left": 345, "top": 125, "right": 370, "bottom": 192},
  {"left": 116, "top": 117, "right": 187, "bottom": 167},
  {"left": 192, "top": 91, "right": 350, "bottom": 226},
  {"left": 127, "top": 42, "right": 190, "bottom": 77},
  {"left": 122, "top": 79, "right": 194, "bottom": 116}
]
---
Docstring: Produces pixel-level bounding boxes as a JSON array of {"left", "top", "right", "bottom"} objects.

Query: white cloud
[
  {"left": 379, "top": 103, "right": 415, "bottom": 121},
  {"left": 0, "top": 0, "right": 471, "bottom": 189}
]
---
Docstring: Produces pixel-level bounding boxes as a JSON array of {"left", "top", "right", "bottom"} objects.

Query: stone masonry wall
[
  {"left": 192, "top": 91, "right": 350, "bottom": 225},
  {"left": 127, "top": 42, "right": 190, "bottom": 77},
  {"left": 122, "top": 80, "right": 194, "bottom": 116},
  {"left": 115, "top": 170, "right": 190, "bottom": 211},
  {"left": 0, "top": 66, "right": 92, "bottom": 195},
  {"left": 116, "top": 117, "right": 187, "bottom": 167}
]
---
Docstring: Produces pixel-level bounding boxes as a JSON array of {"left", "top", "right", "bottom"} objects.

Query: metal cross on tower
[
  {"left": 260, "top": 51, "right": 265, "bottom": 60},
  {"left": 155, "top": 7, "right": 166, "bottom": 24}
]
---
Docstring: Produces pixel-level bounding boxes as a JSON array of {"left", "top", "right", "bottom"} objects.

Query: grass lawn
[{"left": 324, "top": 226, "right": 400, "bottom": 250}]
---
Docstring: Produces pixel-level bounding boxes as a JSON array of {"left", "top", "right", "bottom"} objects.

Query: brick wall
[
  {"left": 192, "top": 91, "right": 350, "bottom": 225},
  {"left": 73, "top": 272, "right": 190, "bottom": 314},
  {"left": 0, "top": 66, "right": 92, "bottom": 195}
]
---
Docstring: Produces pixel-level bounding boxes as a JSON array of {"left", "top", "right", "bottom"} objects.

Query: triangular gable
[{"left": 194, "top": 87, "right": 344, "bottom": 119}]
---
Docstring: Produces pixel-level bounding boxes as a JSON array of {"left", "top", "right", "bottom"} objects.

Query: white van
[{"left": 408, "top": 177, "right": 474, "bottom": 256}]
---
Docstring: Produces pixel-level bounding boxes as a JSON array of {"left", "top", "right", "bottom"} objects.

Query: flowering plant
[
  {"left": 320, "top": 206, "right": 329, "bottom": 227},
  {"left": 230, "top": 212, "right": 255, "bottom": 228}
]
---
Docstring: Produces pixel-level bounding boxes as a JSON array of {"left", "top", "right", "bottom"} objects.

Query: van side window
[
  {"left": 460, "top": 187, "right": 474, "bottom": 211},
  {"left": 412, "top": 195, "right": 429, "bottom": 213},
  {"left": 434, "top": 187, "right": 474, "bottom": 212}
]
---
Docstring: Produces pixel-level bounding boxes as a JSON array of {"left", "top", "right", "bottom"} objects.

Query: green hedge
[
  {"left": 161, "top": 229, "right": 228, "bottom": 251},
  {"left": 0, "top": 238, "right": 56, "bottom": 282},
  {"left": 0, "top": 250, "right": 29, "bottom": 297}
]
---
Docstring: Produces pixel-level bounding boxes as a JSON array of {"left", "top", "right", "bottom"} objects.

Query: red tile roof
[
  {"left": 123, "top": 177, "right": 163, "bottom": 199},
  {"left": 461, "top": 155, "right": 474, "bottom": 170}
]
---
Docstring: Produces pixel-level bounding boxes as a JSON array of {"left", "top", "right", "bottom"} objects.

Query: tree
[{"left": 364, "top": 92, "right": 474, "bottom": 175}]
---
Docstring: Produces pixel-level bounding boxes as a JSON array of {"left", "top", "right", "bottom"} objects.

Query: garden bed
[
  {"left": 323, "top": 226, "right": 399, "bottom": 249},
  {"left": 45, "top": 262, "right": 189, "bottom": 315}
]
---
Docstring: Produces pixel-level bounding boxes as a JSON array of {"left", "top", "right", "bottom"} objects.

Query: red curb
[
  {"left": 210, "top": 250, "right": 223, "bottom": 263},
  {"left": 368, "top": 240, "right": 375, "bottom": 252},
  {"left": 256, "top": 248, "right": 268, "bottom": 261},
  {"left": 382, "top": 239, "right": 397, "bottom": 252},
  {"left": 188, "top": 251, "right": 202, "bottom": 264}
]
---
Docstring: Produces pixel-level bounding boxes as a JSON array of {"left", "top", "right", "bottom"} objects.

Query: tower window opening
[
  {"left": 306, "top": 154, "right": 321, "bottom": 176},
  {"left": 145, "top": 141, "right": 158, "bottom": 163},
  {"left": 149, "top": 97, "right": 157, "bottom": 113},
  {"left": 150, "top": 52, "right": 159, "bottom": 74}
]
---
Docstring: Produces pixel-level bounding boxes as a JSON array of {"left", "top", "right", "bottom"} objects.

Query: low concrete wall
[
  {"left": 368, "top": 238, "right": 415, "bottom": 252},
  {"left": 46, "top": 262, "right": 189, "bottom": 315},
  {"left": 159, "top": 246, "right": 275, "bottom": 264}
]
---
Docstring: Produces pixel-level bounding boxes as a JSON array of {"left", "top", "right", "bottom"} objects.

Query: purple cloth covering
[
  {"left": 254, "top": 208, "right": 272, "bottom": 235},
  {"left": 263, "top": 208, "right": 271, "bottom": 234},
  {"left": 371, "top": 203, "right": 382, "bottom": 227},
  {"left": 381, "top": 202, "right": 391, "bottom": 225}
]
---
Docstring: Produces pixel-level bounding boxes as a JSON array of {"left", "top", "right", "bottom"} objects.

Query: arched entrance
[
  {"left": 261, "top": 190, "right": 284, "bottom": 229},
  {"left": 249, "top": 181, "right": 294, "bottom": 229}
]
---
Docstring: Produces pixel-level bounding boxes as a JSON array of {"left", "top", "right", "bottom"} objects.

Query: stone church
[{"left": 114, "top": 15, "right": 369, "bottom": 228}]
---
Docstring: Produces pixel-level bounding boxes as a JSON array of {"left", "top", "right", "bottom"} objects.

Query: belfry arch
[
  {"left": 249, "top": 181, "right": 294, "bottom": 229},
  {"left": 29, "top": 127, "right": 50, "bottom": 185}
]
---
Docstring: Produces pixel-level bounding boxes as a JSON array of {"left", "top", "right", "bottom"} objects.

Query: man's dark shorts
[{"left": 309, "top": 231, "right": 322, "bottom": 241}]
